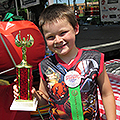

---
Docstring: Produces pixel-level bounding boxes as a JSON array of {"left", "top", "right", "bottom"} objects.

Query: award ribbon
[{"left": 64, "top": 71, "right": 84, "bottom": 120}]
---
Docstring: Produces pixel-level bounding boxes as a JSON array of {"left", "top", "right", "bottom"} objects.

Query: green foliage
[{"left": 2, "top": 12, "right": 24, "bottom": 21}]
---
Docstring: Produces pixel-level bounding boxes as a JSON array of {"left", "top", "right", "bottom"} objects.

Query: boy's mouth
[{"left": 54, "top": 43, "right": 67, "bottom": 49}]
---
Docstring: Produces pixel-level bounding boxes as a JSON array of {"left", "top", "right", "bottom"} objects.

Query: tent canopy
[{"left": 0, "top": 20, "right": 45, "bottom": 75}]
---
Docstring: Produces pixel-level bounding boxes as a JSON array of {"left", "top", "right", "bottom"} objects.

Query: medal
[{"left": 64, "top": 71, "right": 84, "bottom": 120}]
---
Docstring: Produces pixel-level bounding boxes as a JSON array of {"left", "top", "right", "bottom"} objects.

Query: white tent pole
[{"left": 0, "top": 33, "right": 16, "bottom": 67}]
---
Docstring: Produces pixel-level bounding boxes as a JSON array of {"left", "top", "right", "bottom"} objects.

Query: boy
[{"left": 14, "top": 4, "right": 116, "bottom": 120}]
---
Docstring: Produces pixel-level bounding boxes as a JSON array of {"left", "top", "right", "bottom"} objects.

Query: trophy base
[{"left": 10, "top": 98, "right": 38, "bottom": 111}]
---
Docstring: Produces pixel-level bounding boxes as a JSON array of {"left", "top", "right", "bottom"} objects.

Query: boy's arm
[
  {"left": 32, "top": 77, "right": 49, "bottom": 106},
  {"left": 97, "top": 65, "right": 116, "bottom": 120}
]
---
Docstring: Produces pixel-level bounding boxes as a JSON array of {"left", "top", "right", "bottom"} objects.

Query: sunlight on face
[{"left": 42, "top": 18, "right": 79, "bottom": 56}]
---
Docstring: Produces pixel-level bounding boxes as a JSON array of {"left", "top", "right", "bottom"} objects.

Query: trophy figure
[{"left": 10, "top": 31, "right": 38, "bottom": 111}]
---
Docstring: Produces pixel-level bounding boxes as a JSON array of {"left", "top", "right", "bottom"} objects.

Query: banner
[
  {"left": 100, "top": 0, "right": 120, "bottom": 22},
  {"left": 20, "top": 0, "right": 40, "bottom": 8}
]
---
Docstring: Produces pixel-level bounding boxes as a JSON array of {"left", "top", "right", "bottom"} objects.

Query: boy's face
[{"left": 42, "top": 18, "right": 79, "bottom": 56}]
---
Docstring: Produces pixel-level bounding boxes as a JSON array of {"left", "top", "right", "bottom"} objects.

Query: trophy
[{"left": 10, "top": 31, "right": 38, "bottom": 111}]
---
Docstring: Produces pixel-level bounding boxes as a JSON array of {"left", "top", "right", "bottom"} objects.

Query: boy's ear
[{"left": 75, "top": 23, "right": 79, "bottom": 35}]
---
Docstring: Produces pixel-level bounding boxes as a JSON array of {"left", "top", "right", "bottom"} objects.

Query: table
[{"left": 98, "top": 59, "right": 120, "bottom": 120}]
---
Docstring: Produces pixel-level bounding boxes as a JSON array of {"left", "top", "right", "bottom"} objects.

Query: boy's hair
[{"left": 39, "top": 4, "right": 78, "bottom": 33}]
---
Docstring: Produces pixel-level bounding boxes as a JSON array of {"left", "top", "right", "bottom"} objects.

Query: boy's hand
[
  {"left": 31, "top": 87, "right": 40, "bottom": 100},
  {"left": 13, "top": 78, "right": 19, "bottom": 99},
  {"left": 12, "top": 79, "right": 44, "bottom": 105},
  {"left": 13, "top": 84, "right": 37, "bottom": 100},
  {"left": 13, "top": 78, "right": 37, "bottom": 99},
  {"left": 13, "top": 84, "right": 19, "bottom": 99}
]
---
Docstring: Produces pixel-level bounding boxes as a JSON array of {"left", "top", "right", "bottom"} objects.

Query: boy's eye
[
  {"left": 46, "top": 36, "right": 55, "bottom": 40},
  {"left": 60, "top": 31, "right": 67, "bottom": 36}
]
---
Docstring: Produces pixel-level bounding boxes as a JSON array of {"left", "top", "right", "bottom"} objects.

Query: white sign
[
  {"left": 20, "top": 0, "right": 40, "bottom": 8},
  {"left": 100, "top": 0, "right": 120, "bottom": 22}
]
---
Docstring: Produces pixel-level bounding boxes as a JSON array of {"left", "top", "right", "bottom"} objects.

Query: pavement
[
  {"left": 76, "top": 24, "right": 120, "bottom": 52},
  {"left": 75, "top": 24, "right": 120, "bottom": 61}
]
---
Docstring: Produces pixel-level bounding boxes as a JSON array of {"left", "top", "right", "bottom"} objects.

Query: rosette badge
[{"left": 64, "top": 71, "right": 84, "bottom": 120}]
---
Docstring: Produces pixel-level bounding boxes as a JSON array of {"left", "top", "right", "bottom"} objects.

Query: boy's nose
[{"left": 55, "top": 35, "right": 62, "bottom": 43}]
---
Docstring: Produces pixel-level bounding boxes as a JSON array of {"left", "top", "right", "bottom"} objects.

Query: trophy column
[
  {"left": 10, "top": 31, "right": 38, "bottom": 111},
  {"left": 16, "top": 64, "right": 33, "bottom": 100}
]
